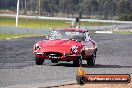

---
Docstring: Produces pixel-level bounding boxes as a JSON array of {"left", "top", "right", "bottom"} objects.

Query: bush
[
  {"left": 128, "top": 15, "right": 132, "bottom": 21},
  {"left": 119, "top": 14, "right": 132, "bottom": 21}
]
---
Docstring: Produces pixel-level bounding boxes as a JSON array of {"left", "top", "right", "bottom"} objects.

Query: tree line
[{"left": 0, "top": 0, "right": 132, "bottom": 20}]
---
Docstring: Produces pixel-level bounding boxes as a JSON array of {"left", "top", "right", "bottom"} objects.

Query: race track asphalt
[{"left": 0, "top": 34, "right": 132, "bottom": 87}]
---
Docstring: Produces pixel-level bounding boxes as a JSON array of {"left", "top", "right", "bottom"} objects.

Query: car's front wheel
[
  {"left": 87, "top": 54, "right": 95, "bottom": 66},
  {"left": 73, "top": 56, "right": 82, "bottom": 67},
  {"left": 35, "top": 57, "right": 44, "bottom": 65}
]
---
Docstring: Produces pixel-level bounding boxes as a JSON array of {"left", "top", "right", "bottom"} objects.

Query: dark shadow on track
[
  {"left": 51, "top": 63, "right": 132, "bottom": 68},
  {"left": 1, "top": 62, "right": 132, "bottom": 69}
]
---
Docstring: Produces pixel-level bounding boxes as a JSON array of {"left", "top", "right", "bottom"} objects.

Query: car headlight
[
  {"left": 71, "top": 46, "right": 78, "bottom": 53},
  {"left": 34, "top": 43, "right": 41, "bottom": 50}
]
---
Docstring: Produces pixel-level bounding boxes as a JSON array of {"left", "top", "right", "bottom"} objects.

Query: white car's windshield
[{"left": 49, "top": 30, "right": 86, "bottom": 41}]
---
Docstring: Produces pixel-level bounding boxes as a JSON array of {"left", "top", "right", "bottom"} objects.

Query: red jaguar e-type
[{"left": 33, "top": 28, "right": 97, "bottom": 66}]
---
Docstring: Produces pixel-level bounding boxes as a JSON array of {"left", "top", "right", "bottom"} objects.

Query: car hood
[{"left": 37, "top": 40, "right": 83, "bottom": 53}]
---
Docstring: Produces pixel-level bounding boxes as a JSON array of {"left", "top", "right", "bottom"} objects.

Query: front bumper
[{"left": 33, "top": 52, "right": 81, "bottom": 61}]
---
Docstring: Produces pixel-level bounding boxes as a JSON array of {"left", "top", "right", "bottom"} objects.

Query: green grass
[
  {"left": 113, "top": 31, "right": 132, "bottom": 34},
  {"left": 0, "top": 34, "right": 46, "bottom": 38},
  {"left": 81, "top": 21, "right": 111, "bottom": 26},
  {"left": 0, "top": 16, "right": 111, "bottom": 28},
  {"left": 0, "top": 17, "right": 70, "bottom": 28}
]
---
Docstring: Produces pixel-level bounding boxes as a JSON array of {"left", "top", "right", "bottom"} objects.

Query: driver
[{"left": 49, "top": 30, "right": 62, "bottom": 40}]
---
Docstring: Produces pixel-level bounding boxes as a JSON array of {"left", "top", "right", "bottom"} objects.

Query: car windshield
[{"left": 49, "top": 29, "right": 85, "bottom": 41}]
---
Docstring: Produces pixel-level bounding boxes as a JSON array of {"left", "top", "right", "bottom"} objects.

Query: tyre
[
  {"left": 73, "top": 56, "right": 82, "bottom": 67},
  {"left": 76, "top": 75, "right": 86, "bottom": 85},
  {"left": 87, "top": 54, "right": 95, "bottom": 66},
  {"left": 35, "top": 57, "right": 44, "bottom": 65}
]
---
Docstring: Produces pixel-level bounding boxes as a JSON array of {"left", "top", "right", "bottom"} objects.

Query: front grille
[{"left": 45, "top": 52, "right": 63, "bottom": 57}]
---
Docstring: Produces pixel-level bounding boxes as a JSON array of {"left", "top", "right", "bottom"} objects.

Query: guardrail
[
  {"left": 0, "top": 25, "right": 132, "bottom": 34},
  {"left": 0, "top": 26, "right": 51, "bottom": 34}
]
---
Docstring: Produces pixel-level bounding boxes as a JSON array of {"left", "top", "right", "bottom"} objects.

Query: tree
[{"left": 0, "top": 0, "right": 132, "bottom": 20}]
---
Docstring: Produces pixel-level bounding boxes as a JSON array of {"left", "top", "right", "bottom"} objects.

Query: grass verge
[
  {"left": 113, "top": 31, "right": 132, "bottom": 34},
  {"left": 0, "top": 16, "right": 111, "bottom": 28},
  {"left": 0, "top": 34, "right": 46, "bottom": 39}
]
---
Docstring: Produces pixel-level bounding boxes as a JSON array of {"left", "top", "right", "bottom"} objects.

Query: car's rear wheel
[
  {"left": 73, "top": 56, "right": 82, "bottom": 67},
  {"left": 35, "top": 57, "right": 44, "bottom": 65},
  {"left": 87, "top": 53, "right": 96, "bottom": 66}
]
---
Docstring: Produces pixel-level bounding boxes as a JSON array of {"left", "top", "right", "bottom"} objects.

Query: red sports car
[{"left": 33, "top": 28, "right": 97, "bottom": 66}]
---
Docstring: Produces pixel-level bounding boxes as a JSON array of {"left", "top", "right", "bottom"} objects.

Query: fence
[{"left": 0, "top": 24, "right": 132, "bottom": 34}]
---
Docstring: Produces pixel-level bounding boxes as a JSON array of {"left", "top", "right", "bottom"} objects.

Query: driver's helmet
[{"left": 85, "top": 32, "right": 91, "bottom": 41}]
